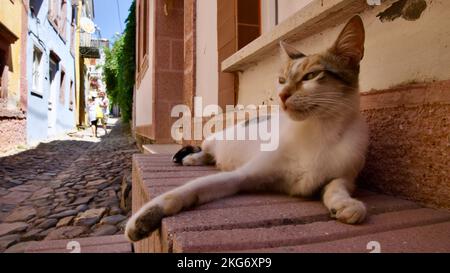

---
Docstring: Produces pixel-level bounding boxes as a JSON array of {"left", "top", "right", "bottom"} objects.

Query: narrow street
[{"left": 0, "top": 119, "right": 138, "bottom": 252}]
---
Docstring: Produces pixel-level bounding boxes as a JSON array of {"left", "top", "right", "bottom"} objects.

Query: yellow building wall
[{"left": 0, "top": 0, "right": 24, "bottom": 110}]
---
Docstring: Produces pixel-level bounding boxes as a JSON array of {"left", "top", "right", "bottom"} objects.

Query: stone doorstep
[
  {"left": 8, "top": 235, "right": 132, "bottom": 253},
  {"left": 133, "top": 154, "right": 450, "bottom": 253}
]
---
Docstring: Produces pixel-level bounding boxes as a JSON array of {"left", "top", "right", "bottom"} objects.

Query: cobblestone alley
[{"left": 0, "top": 119, "right": 139, "bottom": 252}]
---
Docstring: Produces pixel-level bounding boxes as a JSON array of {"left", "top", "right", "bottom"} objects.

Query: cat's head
[{"left": 277, "top": 15, "right": 365, "bottom": 121}]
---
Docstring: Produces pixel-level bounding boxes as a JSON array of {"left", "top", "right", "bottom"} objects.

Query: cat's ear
[
  {"left": 280, "top": 41, "right": 306, "bottom": 61},
  {"left": 330, "top": 15, "right": 365, "bottom": 66}
]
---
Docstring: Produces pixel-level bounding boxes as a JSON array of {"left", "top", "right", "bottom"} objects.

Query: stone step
[
  {"left": 248, "top": 222, "right": 450, "bottom": 253},
  {"left": 173, "top": 208, "right": 450, "bottom": 253},
  {"left": 132, "top": 154, "right": 450, "bottom": 253}
]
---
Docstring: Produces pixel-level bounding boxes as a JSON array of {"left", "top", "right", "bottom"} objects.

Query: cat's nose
[{"left": 279, "top": 92, "right": 291, "bottom": 104}]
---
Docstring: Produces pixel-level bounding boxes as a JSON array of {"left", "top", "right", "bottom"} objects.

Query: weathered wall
[
  {"left": 0, "top": 117, "right": 27, "bottom": 154},
  {"left": 0, "top": 0, "right": 24, "bottom": 111},
  {"left": 277, "top": 0, "right": 314, "bottom": 24},
  {"left": 0, "top": 1, "right": 27, "bottom": 152},
  {"left": 237, "top": 0, "right": 450, "bottom": 106},
  {"left": 360, "top": 81, "right": 450, "bottom": 209}
]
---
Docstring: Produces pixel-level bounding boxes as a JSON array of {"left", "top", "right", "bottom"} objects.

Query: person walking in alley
[
  {"left": 99, "top": 91, "right": 110, "bottom": 135},
  {"left": 87, "top": 96, "right": 99, "bottom": 138}
]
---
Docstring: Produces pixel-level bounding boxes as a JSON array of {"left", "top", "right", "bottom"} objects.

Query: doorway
[{"left": 48, "top": 55, "right": 59, "bottom": 135}]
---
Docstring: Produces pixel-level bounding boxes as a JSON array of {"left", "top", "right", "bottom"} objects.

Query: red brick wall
[{"left": 152, "top": 0, "right": 185, "bottom": 143}]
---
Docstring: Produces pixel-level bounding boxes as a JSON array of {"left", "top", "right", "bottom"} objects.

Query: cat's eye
[
  {"left": 278, "top": 77, "right": 286, "bottom": 84},
  {"left": 302, "top": 71, "right": 322, "bottom": 81}
]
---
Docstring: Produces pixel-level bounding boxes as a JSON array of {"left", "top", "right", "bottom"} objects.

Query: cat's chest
[{"left": 278, "top": 129, "right": 340, "bottom": 181}]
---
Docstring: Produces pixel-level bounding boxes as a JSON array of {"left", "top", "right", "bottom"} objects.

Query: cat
[{"left": 126, "top": 15, "right": 369, "bottom": 242}]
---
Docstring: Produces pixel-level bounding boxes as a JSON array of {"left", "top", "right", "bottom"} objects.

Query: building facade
[
  {"left": 26, "top": 0, "right": 77, "bottom": 144},
  {"left": 133, "top": 0, "right": 185, "bottom": 143},
  {"left": 0, "top": 0, "right": 28, "bottom": 153},
  {"left": 133, "top": 0, "right": 450, "bottom": 217},
  {"left": 75, "top": 0, "right": 105, "bottom": 127}
]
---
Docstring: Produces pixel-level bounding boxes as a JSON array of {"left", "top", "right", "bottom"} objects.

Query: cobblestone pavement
[{"left": 0, "top": 119, "right": 138, "bottom": 252}]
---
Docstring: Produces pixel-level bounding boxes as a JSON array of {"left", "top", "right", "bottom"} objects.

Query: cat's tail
[{"left": 172, "top": 145, "right": 202, "bottom": 164}]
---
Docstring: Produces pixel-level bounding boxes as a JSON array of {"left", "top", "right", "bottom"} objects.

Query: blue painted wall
[{"left": 27, "top": 0, "right": 76, "bottom": 144}]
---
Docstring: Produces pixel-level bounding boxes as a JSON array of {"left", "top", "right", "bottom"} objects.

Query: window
[
  {"left": 0, "top": 23, "right": 18, "bottom": 100},
  {"left": 237, "top": 0, "right": 261, "bottom": 49},
  {"left": 142, "top": 0, "right": 149, "bottom": 60},
  {"left": 32, "top": 47, "right": 43, "bottom": 94},
  {"left": 49, "top": 58, "right": 58, "bottom": 83},
  {"left": 59, "top": 68, "right": 66, "bottom": 104},
  {"left": 71, "top": 3, "right": 77, "bottom": 25},
  {"left": 70, "top": 3, "right": 77, "bottom": 54},
  {"left": 49, "top": 57, "right": 58, "bottom": 84},
  {"left": 0, "top": 48, "right": 7, "bottom": 99},
  {"left": 30, "top": 0, "right": 44, "bottom": 17},
  {"left": 217, "top": 0, "right": 261, "bottom": 108},
  {"left": 69, "top": 80, "right": 74, "bottom": 111},
  {"left": 137, "top": 0, "right": 149, "bottom": 75}
]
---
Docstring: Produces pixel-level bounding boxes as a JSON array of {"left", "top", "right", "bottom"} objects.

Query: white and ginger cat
[{"left": 126, "top": 16, "right": 369, "bottom": 242}]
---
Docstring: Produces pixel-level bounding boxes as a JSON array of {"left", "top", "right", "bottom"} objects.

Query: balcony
[{"left": 79, "top": 32, "right": 109, "bottom": 59}]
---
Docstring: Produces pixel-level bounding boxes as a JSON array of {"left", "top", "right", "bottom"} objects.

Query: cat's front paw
[
  {"left": 330, "top": 198, "right": 366, "bottom": 225},
  {"left": 125, "top": 205, "right": 165, "bottom": 242},
  {"left": 182, "top": 154, "right": 205, "bottom": 166},
  {"left": 182, "top": 154, "right": 197, "bottom": 166}
]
